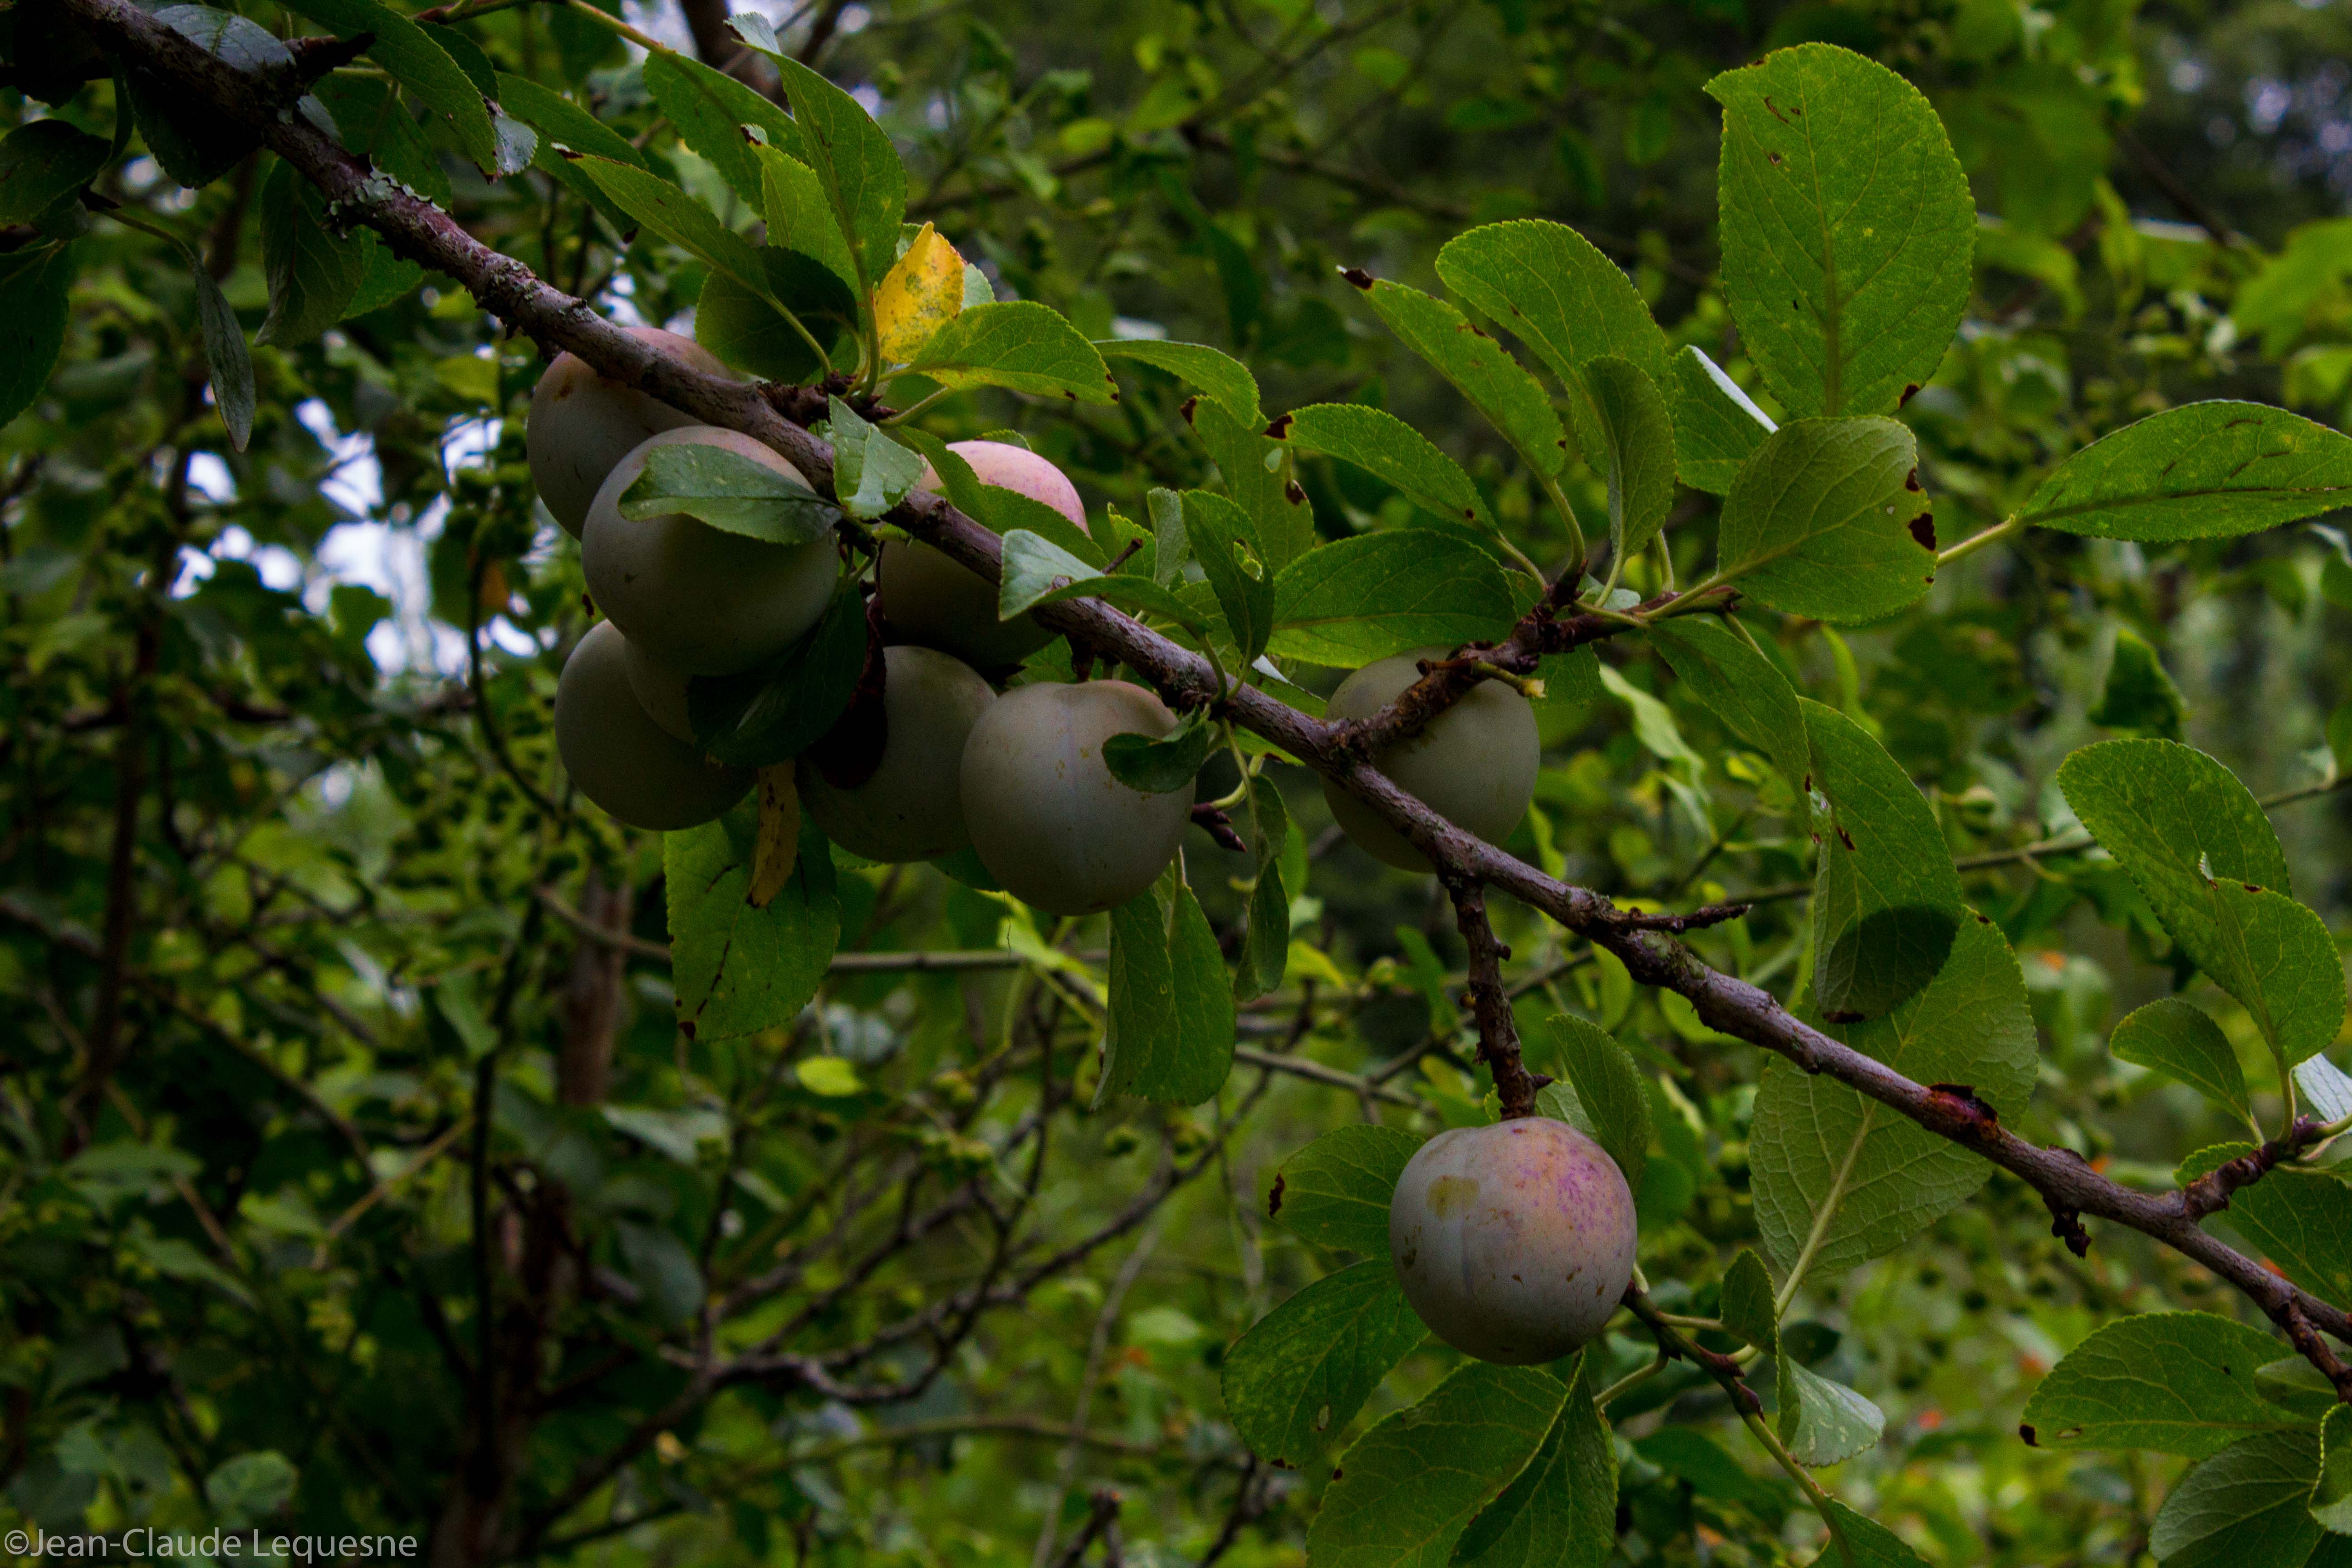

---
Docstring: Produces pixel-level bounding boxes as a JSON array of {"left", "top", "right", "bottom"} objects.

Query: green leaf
[
  {"left": 904, "top": 300, "right": 1117, "bottom": 404},
  {"left": 346, "top": 231, "right": 422, "bottom": 318},
  {"left": 1753, "top": 914, "right": 2031, "bottom": 1286},
  {"left": 0, "top": 243, "right": 74, "bottom": 429},
  {"left": 2219, "top": 1169, "right": 2352, "bottom": 1314},
  {"left": 2150, "top": 1430, "right": 2325, "bottom": 1568},
  {"left": 1235, "top": 774, "right": 1290, "bottom": 1004},
  {"left": 2019, "top": 1312, "right": 2308, "bottom": 1459},
  {"left": 642, "top": 49, "right": 802, "bottom": 208},
  {"left": 1707, "top": 43, "right": 1973, "bottom": 419},
  {"left": 999, "top": 529, "right": 1103, "bottom": 619},
  {"left": 2112, "top": 999, "right": 2254, "bottom": 1128},
  {"left": 1353, "top": 275, "right": 1566, "bottom": 475},
  {"left": 1721, "top": 1249, "right": 1778, "bottom": 1351},
  {"left": 685, "top": 587, "right": 866, "bottom": 767},
  {"left": 1267, "top": 532, "right": 1518, "bottom": 666},
  {"left": 2313, "top": 1405, "right": 2352, "bottom": 1534},
  {"left": 579, "top": 156, "right": 778, "bottom": 299},
  {"left": 1669, "top": 344, "right": 1777, "bottom": 495},
  {"left": 2297, "top": 1054, "right": 2352, "bottom": 1126},
  {"left": 748, "top": 141, "right": 863, "bottom": 309},
  {"left": 696, "top": 266, "right": 840, "bottom": 383},
  {"left": 128, "top": 7, "right": 282, "bottom": 188},
  {"left": 0, "top": 121, "right": 109, "bottom": 226},
  {"left": 1099, "top": 338, "right": 1262, "bottom": 424},
  {"left": 1544, "top": 1014, "right": 1649, "bottom": 1195},
  {"left": 1104, "top": 708, "right": 1215, "bottom": 794},
  {"left": 619, "top": 438, "right": 840, "bottom": 544},
  {"left": 1307, "top": 1362, "right": 1567, "bottom": 1568},
  {"left": 1809, "top": 1502, "right": 1932, "bottom": 1568},
  {"left": 2058, "top": 740, "right": 2346, "bottom": 1068},
  {"left": 825, "top": 395, "right": 926, "bottom": 520},
  {"left": 1272, "top": 403, "right": 1490, "bottom": 529},
  {"left": 1716, "top": 417, "right": 1936, "bottom": 625},
  {"left": 1585, "top": 356, "right": 1677, "bottom": 563},
  {"left": 494, "top": 73, "right": 643, "bottom": 167},
  {"left": 736, "top": 27, "right": 906, "bottom": 286},
  {"left": 187, "top": 251, "right": 253, "bottom": 452},
  {"left": 1181, "top": 490, "right": 1274, "bottom": 662},
  {"left": 2021, "top": 402, "right": 2352, "bottom": 542},
  {"left": 1220, "top": 1261, "right": 1426, "bottom": 1469},
  {"left": 278, "top": 0, "right": 501, "bottom": 173},
  {"left": 667, "top": 804, "right": 840, "bottom": 1043},
  {"left": 1270, "top": 1123, "right": 1423, "bottom": 1255},
  {"left": 1030, "top": 568, "right": 1208, "bottom": 634},
  {"left": 1101, "top": 878, "right": 1235, "bottom": 1105},
  {"left": 1453, "top": 1350, "right": 1618, "bottom": 1568},
  {"left": 2090, "top": 627, "right": 2188, "bottom": 739},
  {"left": 1648, "top": 617, "right": 1809, "bottom": 788},
  {"left": 1636, "top": 1429, "right": 1790, "bottom": 1513},
  {"left": 1190, "top": 392, "right": 1315, "bottom": 571},
  {"left": 1777, "top": 1355, "right": 1884, "bottom": 1465},
  {"left": 1434, "top": 218, "right": 1671, "bottom": 395},
  {"left": 204, "top": 1450, "right": 298, "bottom": 1529},
  {"left": 2258, "top": 1357, "right": 2342, "bottom": 1421},
  {"left": 257, "top": 163, "right": 365, "bottom": 348},
  {"left": 1804, "top": 701, "right": 1965, "bottom": 1022}
]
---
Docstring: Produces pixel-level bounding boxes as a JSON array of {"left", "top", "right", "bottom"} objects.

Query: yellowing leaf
[
  {"left": 796, "top": 1056, "right": 865, "bottom": 1096},
  {"left": 873, "top": 223, "right": 965, "bottom": 364},
  {"left": 749, "top": 765, "right": 800, "bottom": 909}
]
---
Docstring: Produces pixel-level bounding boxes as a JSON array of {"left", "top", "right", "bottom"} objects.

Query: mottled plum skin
[
  {"left": 582, "top": 427, "right": 838, "bottom": 676},
  {"left": 878, "top": 441, "right": 1084, "bottom": 670},
  {"left": 798, "top": 646, "right": 996, "bottom": 863},
  {"left": 1389, "top": 1118, "right": 1637, "bottom": 1364},
  {"left": 528, "top": 326, "right": 733, "bottom": 537},
  {"left": 1320, "top": 649, "right": 1539, "bottom": 873},
  {"left": 555, "top": 622, "right": 751, "bottom": 831},
  {"left": 959, "top": 680, "right": 1190, "bottom": 914}
]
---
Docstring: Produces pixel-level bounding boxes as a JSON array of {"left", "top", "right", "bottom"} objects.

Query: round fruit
[
  {"left": 959, "top": 680, "right": 1191, "bottom": 914},
  {"left": 878, "top": 441, "right": 1084, "bottom": 669},
  {"left": 528, "top": 325, "right": 735, "bottom": 537},
  {"left": 1389, "top": 1118, "right": 1637, "bottom": 1365},
  {"left": 582, "top": 426, "right": 838, "bottom": 676},
  {"left": 797, "top": 645, "right": 996, "bottom": 862},
  {"left": 1319, "top": 650, "right": 1539, "bottom": 872},
  {"left": 619, "top": 636, "right": 696, "bottom": 744},
  {"left": 555, "top": 621, "right": 752, "bottom": 831}
]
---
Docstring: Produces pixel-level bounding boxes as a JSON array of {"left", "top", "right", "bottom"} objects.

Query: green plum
[
  {"left": 798, "top": 645, "right": 996, "bottom": 862},
  {"left": 555, "top": 621, "right": 751, "bottom": 830},
  {"left": 1320, "top": 650, "right": 1539, "bottom": 872},
  {"left": 959, "top": 680, "right": 1191, "bottom": 914},
  {"left": 527, "top": 325, "right": 734, "bottom": 537},
  {"left": 581, "top": 426, "right": 838, "bottom": 676}
]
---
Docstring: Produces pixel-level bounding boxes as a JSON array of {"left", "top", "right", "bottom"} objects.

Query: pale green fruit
[
  {"left": 960, "top": 680, "right": 1191, "bottom": 914},
  {"left": 555, "top": 622, "right": 751, "bottom": 830},
  {"left": 582, "top": 426, "right": 838, "bottom": 676},
  {"left": 1319, "top": 650, "right": 1539, "bottom": 872},
  {"left": 528, "top": 325, "right": 734, "bottom": 537},
  {"left": 797, "top": 645, "right": 996, "bottom": 862},
  {"left": 877, "top": 441, "right": 1083, "bottom": 670},
  {"left": 619, "top": 636, "right": 696, "bottom": 743},
  {"left": 1389, "top": 1118, "right": 1637, "bottom": 1364}
]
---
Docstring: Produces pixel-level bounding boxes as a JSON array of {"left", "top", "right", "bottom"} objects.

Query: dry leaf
[{"left": 749, "top": 764, "right": 801, "bottom": 908}]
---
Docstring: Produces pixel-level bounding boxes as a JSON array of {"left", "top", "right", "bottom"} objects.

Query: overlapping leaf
[
  {"left": 1220, "top": 1261, "right": 1426, "bottom": 1469},
  {"left": 2020, "top": 1312, "right": 2306, "bottom": 1459},
  {"left": 1715, "top": 417, "right": 1936, "bottom": 624},
  {"left": 667, "top": 807, "right": 839, "bottom": 1043}
]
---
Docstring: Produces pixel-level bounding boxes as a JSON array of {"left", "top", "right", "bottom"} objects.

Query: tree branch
[{"left": 78, "top": 0, "right": 2350, "bottom": 1399}]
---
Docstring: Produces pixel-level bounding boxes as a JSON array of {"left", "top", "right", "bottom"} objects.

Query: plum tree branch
[{"left": 78, "top": 0, "right": 2347, "bottom": 1397}]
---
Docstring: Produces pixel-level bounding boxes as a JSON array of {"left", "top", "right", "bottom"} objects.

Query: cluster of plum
[
  {"left": 531, "top": 329, "right": 1636, "bottom": 1364},
  {"left": 529, "top": 327, "right": 1554, "bottom": 915}
]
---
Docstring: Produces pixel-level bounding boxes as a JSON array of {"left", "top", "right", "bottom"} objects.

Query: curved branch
[{"left": 75, "top": 0, "right": 2351, "bottom": 1394}]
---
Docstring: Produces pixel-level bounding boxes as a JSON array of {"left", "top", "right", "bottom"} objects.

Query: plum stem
[{"left": 1444, "top": 879, "right": 1546, "bottom": 1119}]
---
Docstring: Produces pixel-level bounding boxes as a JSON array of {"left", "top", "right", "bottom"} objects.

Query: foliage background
[{"left": 6, "top": 0, "right": 2352, "bottom": 1563}]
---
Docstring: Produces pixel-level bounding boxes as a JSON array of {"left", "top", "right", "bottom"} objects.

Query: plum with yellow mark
[{"left": 1388, "top": 1117, "right": 1637, "bottom": 1364}]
